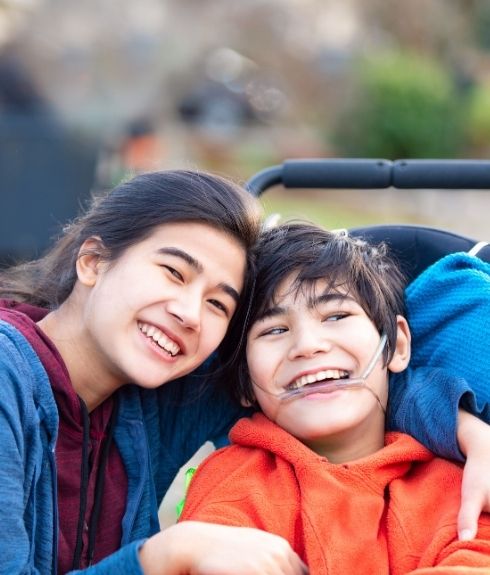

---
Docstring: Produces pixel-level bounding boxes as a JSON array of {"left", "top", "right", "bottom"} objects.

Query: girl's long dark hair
[{"left": 0, "top": 170, "right": 261, "bottom": 312}]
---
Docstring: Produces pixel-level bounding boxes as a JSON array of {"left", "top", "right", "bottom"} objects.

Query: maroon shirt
[{"left": 0, "top": 300, "right": 128, "bottom": 573}]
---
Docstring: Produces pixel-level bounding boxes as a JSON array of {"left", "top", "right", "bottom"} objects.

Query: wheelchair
[{"left": 246, "top": 158, "right": 490, "bottom": 283}]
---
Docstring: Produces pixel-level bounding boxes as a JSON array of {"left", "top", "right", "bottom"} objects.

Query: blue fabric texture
[
  {"left": 389, "top": 252, "right": 490, "bottom": 460},
  {"left": 0, "top": 319, "right": 245, "bottom": 574},
  {"left": 388, "top": 368, "right": 471, "bottom": 461},
  {"left": 405, "top": 252, "right": 490, "bottom": 412},
  {"left": 0, "top": 320, "right": 59, "bottom": 574}
]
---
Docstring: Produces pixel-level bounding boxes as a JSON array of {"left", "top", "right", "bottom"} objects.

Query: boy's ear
[
  {"left": 388, "top": 315, "right": 411, "bottom": 373},
  {"left": 76, "top": 237, "right": 106, "bottom": 287},
  {"left": 240, "top": 397, "right": 256, "bottom": 408},
  {"left": 240, "top": 383, "right": 258, "bottom": 408}
]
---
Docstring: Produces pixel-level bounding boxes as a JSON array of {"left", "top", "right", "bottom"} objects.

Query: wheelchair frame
[{"left": 246, "top": 158, "right": 489, "bottom": 282}]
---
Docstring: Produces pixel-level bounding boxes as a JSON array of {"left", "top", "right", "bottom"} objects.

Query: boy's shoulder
[
  {"left": 180, "top": 414, "right": 297, "bottom": 512},
  {"left": 179, "top": 413, "right": 312, "bottom": 530},
  {"left": 188, "top": 413, "right": 279, "bottom": 482}
]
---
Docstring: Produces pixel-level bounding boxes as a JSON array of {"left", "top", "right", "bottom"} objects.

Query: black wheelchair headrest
[{"left": 348, "top": 225, "right": 489, "bottom": 284}]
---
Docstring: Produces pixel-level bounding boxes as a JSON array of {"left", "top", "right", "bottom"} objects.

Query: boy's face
[{"left": 246, "top": 274, "right": 410, "bottom": 461}]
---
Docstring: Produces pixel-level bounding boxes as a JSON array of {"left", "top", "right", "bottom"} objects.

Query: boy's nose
[{"left": 288, "top": 326, "right": 332, "bottom": 360}]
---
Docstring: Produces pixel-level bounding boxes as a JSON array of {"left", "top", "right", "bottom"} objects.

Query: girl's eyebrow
[
  {"left": 157, "top": 247, "right": 203, "bottom": 272},
  {"left": 156, "top": 247, "right": 240, "bottom": 303},
  {"left": 219, "top": 283, "right": 240, "bottom": 304}
]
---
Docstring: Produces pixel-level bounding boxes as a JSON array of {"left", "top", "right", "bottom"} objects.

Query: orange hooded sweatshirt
[{"left": 180, "top": 413, "right": 490, "bottom": 574}]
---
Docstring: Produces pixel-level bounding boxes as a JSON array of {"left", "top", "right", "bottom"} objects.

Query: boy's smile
[
  {"left": 246, "top": 275, "right": 410, "bottom": 462},
  {"left": 285, "top": 367, "right": 349, "bottom": 392}
]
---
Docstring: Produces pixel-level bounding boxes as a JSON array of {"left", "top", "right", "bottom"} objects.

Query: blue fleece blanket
[{"left": 405, "top": 251, "right": 490, "bottom": 414}]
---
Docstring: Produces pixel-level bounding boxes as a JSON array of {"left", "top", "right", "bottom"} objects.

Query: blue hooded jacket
[{"left": 0, "top": 319, "right": 244, "bottom": 574}]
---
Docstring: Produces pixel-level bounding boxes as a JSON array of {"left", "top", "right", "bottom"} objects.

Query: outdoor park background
[{"left": 0, "top": 0, "right": 489, "bottom": 523}]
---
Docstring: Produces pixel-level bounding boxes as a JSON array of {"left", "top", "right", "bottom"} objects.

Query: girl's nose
[{"left": 167, "top": 290, "right": 202, "bottom": 331}]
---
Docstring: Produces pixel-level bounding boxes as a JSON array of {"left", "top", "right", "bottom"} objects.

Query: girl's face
[
  {"left": 76, "top": 222, "right": 247, "bottom": 390},
  {"left": 246, "top": 275, "right": 409, "bottom": 462}
]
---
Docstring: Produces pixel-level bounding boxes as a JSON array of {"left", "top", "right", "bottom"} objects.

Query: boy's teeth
[
  {"left": 292, "top": 369, "right": 348, "bottom": 389},
  {"left": 138, "top": 322, "right": 180, "bottom": 356}
]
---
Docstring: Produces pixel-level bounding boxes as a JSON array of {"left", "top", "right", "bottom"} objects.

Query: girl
[{"left": 0, "top": 170, "right": 306, "bottom": 575}]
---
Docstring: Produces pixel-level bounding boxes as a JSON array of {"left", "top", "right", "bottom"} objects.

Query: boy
[{"left": 180, "top": 223, "right": 490, "bottom": 574}]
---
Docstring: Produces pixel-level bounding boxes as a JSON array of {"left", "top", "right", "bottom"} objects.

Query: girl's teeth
[
  {"left": 138, "top": 322, "right": 181, "bottom": 356},
  {"left": 157, "top": 336, "right": 178, "bottom": 356}
]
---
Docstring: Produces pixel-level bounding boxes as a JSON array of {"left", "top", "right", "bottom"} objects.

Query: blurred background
[
  {"left": 1, "top": 0, "right": 489, "bottom": 267},
  {"left": 1, "top": 0, "right": 489, "bottom": 525}
]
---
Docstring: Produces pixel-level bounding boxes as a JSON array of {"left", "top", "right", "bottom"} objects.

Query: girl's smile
[
  {"left": 39, "top": 221, "right": 247, "bottom": 410},
  {"left": 137, "top": 320, "right": 182, "bottom": 355}
]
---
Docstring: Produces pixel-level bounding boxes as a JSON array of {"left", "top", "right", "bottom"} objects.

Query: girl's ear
[
  {"left": 76, "top": 237, "right": 106, "bottom": 287},
  {"left": 388, "top": 315, "right": 411, "bottom": 373}
]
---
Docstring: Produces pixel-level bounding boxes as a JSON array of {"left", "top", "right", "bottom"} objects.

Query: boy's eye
[
  {"left": 324, "top": 312, "right": 349, "bottom": 322},
  {"left": 259, "top": 326, "right": 288, "bottom": 337},
  {"left": 163, "top": 265, "right": 184, "bottom": 282}
]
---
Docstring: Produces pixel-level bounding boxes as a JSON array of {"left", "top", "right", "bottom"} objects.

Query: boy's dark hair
[{"left": 227, "top": 221, "right": 407, "bottom": 405}]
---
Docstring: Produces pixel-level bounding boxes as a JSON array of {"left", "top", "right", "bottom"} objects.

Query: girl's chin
[{"left": 129, "top": 363, "right": 180, "bottom": 389}]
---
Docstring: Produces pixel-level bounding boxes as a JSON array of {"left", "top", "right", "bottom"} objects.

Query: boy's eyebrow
[
  {"left": 256, "top": 305, "right": 287, "bottom": 321},
  {"left": 256, "top": 293, "right": 355, "bottom": 321},
  {"left": 156, "top": 247, "right": 240, "bottom": 303},
  {"left": 315, "top": 293, "right": 354, "bottom": 306}
]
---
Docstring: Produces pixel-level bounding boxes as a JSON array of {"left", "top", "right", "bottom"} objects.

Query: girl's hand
[
  {"left": 457, "top": 409, "right": 490, "bottom": 540},
  {"left": 139, "top": 521, "right": 309, "bottom": 575}
]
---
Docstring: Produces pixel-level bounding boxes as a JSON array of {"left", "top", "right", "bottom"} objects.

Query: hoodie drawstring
[{"left": 71, "top": 395, "right": 119, "bottom": 570}]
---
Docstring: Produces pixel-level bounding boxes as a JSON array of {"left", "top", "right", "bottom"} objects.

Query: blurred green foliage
[
  {"left": 472, "top": 0, "right": 490, "bottom": 51},
  {"left": 333, "top": 52, "right": 466, "bottom": 159},
  {"left": 259, "top": 190, "right": 419, "bottom": 231},
  {"left": 467, "top": 82, "right": 490, "bottom": 152},
  {"left": 261, "top": 193, "right": 365, "bottom": 230}
]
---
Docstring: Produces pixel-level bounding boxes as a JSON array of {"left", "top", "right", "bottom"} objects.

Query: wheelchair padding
[{"left": 348, "top": 224, "right": 490, "bottom": 284}]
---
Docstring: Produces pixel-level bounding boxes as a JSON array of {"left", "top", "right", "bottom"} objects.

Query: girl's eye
[
  {"left": 208, "top": 299, "right": 229, "bottom": 316},
  {"left": 163, "top": 265, "right": 184, "bottom": 282}
]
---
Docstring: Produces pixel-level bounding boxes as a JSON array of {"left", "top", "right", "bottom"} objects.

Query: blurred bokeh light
[{"left": 0, "top": 0, "right": 488, "bottom": 265}]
